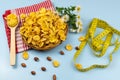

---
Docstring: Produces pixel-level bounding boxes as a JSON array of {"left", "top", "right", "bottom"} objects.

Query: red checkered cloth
[{"left": 2, "top": 0, "right": 54, "bottom": 53}]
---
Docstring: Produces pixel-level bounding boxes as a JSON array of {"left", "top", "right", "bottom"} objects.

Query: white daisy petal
[
  {"left": 76, "top": 15, "right": 80, "bottom": 19},
  {"left": 77, "top": 27, "right": 83, "bottom": 33},
  {"left": 76, "top": 20, "right": 83, "bottom": 28},
  {"left": 75, "top": 6, "right": 81, "bottom": 13},
  {"left": 80, "top": 19, "right": 83, "bottom": 25},
  {"left": 61, "top": 14, "right": 69, "bottom": 22},
  {"left": 70, "top": 28, "right": 77, "bottom": 32},
  {"left": 77, "top": 29, "right": 80, "bottom": 33}
]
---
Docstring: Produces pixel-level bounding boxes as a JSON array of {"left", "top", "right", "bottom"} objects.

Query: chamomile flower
[
  {"left": 77, "top": 27, "right": 83, "bottom": 33},
  {"left": 56, "top": 6, "right": 83, "bottom": 33},
  {"left": 61, "top": 14, "right": 69, "bottom": 22},
  {"left": 75, "top": 20, "right": 83, "bottom": 28},
  {"left": 75, "top": 6, "right": 81, "bottom": 13},
  {"left": 76, "top": 15, "right": 80, "bottom": 19},
  {"left": 69, "top": 28, "right": 77, "bottom": 32}
]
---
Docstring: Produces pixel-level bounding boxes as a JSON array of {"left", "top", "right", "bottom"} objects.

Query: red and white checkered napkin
[{"left": 2, "top": 0, "right": 54, "bottom": 53}]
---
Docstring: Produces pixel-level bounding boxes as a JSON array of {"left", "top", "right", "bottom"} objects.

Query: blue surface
[{"left": 0, "top": 0, "right": 120, "bottom": 80}]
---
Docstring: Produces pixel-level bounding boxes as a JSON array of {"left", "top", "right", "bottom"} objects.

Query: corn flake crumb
[
  {"left": 75, "top": 63, "right": 82, "bottom": 69},
  {"left": 65, "top": 44, "right": 73, "bottom": 51},
  {"left": 22, "top": 51, "right": 29, "bottom": 60},
  {"left": 52, "top": 60, "right": 60, "bottom": 67},
  {"left": 78, "top": 36, "right": 86, "bottom": 41}
]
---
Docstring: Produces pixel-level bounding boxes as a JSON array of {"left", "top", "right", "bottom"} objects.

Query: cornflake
[
  {"left": 52, "top": 60, "right": 60, "bottom": 67},
  {"left": 20, "top": 14, "right": 26, "bottom": 20},
  {"left": 22, "top": 51, "right": 29, "bottom": 60},
  {"left": 78, "top": 36, "right": 86, "bottom": 41},
  {"left": 75, "top": 63, "right": 82, "bottom": 69},
  {"left": 65, "top": 44, "right": 73, "bottom": 51}
]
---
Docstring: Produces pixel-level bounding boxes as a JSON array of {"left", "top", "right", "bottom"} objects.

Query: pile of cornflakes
[
  {"left": 6, "top": 14, "right": 18, "bottom": 27},
  {"left": 20, "top": 8, "right": 68, "bottom": 50}
]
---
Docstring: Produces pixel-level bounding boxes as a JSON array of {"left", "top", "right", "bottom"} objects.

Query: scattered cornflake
[
  {"left": 22, "top": 51, "right": 29, "bottom": 60},
  {"left": 65, "top": 44, "right": 73, "bottom": 51},
  {"left": 78, "top": 36, "right": 86, "bottom": 42},
  {"left": 52, "top": 60, "right": 60, "bottom": 67},
  {"left": 75, "top": 63, "right": 82, "bottom": 69}
]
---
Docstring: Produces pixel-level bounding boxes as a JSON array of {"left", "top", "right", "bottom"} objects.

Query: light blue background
[{"left": 0, "top": 0, "right": 120, "bottom": 80}]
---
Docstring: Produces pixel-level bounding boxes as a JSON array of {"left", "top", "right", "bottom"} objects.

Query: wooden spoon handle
[{"left": 10, "top": 28, "right": 16, "bottom": 66}]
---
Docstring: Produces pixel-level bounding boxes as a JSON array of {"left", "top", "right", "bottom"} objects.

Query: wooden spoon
[
  {"left": 9, "top": 26, "right": 17, "bottom": 66},
  {"left": 7, "top": 15, "right": 19, "bottom": 66}
]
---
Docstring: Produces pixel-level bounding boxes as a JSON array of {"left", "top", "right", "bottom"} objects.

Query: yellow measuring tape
[{"left": 73, "top": 18, "right": 120, "bottom": 72}]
